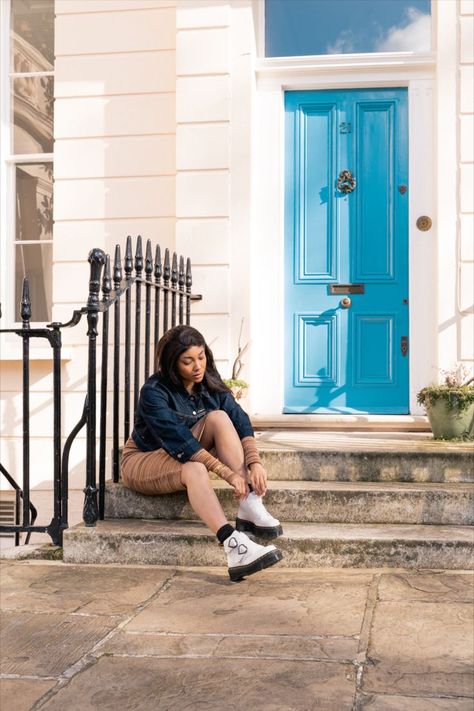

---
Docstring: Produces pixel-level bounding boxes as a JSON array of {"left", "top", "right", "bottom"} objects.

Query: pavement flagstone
[{"left": 0, "top": 560, "right": 473, "bottom": 710}]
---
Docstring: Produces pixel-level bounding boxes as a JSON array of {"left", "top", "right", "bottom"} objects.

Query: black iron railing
[{"left": 0, "top": 236, "right": 201, "bottom": 546}]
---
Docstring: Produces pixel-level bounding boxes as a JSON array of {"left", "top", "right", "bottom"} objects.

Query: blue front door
[{"left": 284, "top": 88, "right": 409, "bottom": 414}]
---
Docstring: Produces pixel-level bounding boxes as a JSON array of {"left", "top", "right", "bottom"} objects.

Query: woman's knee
[
  {"left": 205, "top": 409, "right": 232, "bottom": 431},
  {"left": 181, "top": 461, "right": 209, "bottom": 486}
]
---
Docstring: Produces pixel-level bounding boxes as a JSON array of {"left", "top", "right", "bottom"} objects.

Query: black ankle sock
[{"left": 216, "top": 524, "right": 235, "bottom": 544}]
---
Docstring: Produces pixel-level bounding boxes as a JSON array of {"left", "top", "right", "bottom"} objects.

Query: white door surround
[{"left": 250, "top": 55, "right": 436, "bottom": 417}]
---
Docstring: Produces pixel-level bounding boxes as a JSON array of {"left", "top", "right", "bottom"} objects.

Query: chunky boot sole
[
  {"left": 228, "top": 548, "right": 283, "bottom": 583},
  {"left": 235, "top": 517, "right": 283, "bottom": 540}
]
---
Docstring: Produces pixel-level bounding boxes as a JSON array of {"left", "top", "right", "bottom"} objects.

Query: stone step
[
  {"left": 62, "top": 519, "right": 474, "bottom": 570},
  {"left": 117, "top": 433, "right": 473, "bottom": 483},
  {"left": 252, "top": 414, "right": 430, "bottom": 430},
  {"left": 254, "top": 433, "right": 474, "bottom": 482},
  {"left": 105, "top": 480, "right": 474, "bottom": 526}
]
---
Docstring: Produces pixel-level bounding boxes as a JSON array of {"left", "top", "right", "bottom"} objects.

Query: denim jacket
[{"left": 131, "top": 372, "right": 254, "bottom": 462}]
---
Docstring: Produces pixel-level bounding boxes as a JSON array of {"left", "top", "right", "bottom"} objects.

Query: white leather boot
[
  {"left": 236, "top": 492, "right": 283, "bottom": 539},
  {"left": 223, "top": 530, "right": 283, "bottom": 582}
]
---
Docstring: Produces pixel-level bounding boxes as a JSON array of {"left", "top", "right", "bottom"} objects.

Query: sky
[{"left": 265, "top": 0, "right": 432, "bottom": 57}]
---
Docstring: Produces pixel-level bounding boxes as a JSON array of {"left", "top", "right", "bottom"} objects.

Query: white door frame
[{"left": 250, "top": 56, "right": 436, "bottom": 416}]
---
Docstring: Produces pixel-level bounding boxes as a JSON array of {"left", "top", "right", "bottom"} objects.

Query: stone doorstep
[
  {"left": 62, "top": 519, "right": 474, "bottom": 570},
  {"left": 105, "top": 480, "right": 474, "bottom": 526},
  {"left": 251, "top": 415, "right": 430, "bottom": 430}
]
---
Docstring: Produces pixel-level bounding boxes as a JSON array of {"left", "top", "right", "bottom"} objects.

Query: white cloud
[
  {"left": 375, "top": 7, "right": 431, "bottom": 52},
  {"left": 326, "top": 29, "right": 355, "bottom": 55}
]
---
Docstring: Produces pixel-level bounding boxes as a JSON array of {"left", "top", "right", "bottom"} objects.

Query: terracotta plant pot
[{"left": 425, "top": 399, "right": 474, "bottom": 440}]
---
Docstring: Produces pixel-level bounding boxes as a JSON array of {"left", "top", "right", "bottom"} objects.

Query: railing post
[
  {"left": 154, "top": 244, "right": 162, "bottom": 352},
  {"left": 50, "top": 321, "right": 63, "bottom": 545},
  {"left": 171, "top": 252, "right": 178, "bottom": 328},
  {"left": 83, "top": 248, "right": 105, "bottom": 527},
  {"left": 186, "top": 258, "right": 193, "bottom": 325},
  {"left": 112, "top": 244, "right": 122, "bottom": 483},
  {"left": 98, "top": 255, "right": 111, "bottom": 520},
  {"left": 178, "top": 255, "right": 185, "bottom": 325},
  {"left": 20, "top": 279, "right": 31, "bottom": 531},
  {"left": 144, "top": 239, "right": 153, "bottom": 380},
  {"left": 163, "top": 248, "right": 170, "bottom": 332},
  {"left": 124, "top": 236, "right": 133, "bottom": 442},
  {"left": 133, "top": 236, "right": 143, "bottom": 412}
]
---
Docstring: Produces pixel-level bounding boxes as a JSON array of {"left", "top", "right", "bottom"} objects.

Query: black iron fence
[{"left": 0, "top": 236, "right": 201, "bottom": 547}]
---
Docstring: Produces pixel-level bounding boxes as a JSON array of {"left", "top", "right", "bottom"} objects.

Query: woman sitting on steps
[{"left": 121, "top": 324, "right": 283, "bottom": 582}]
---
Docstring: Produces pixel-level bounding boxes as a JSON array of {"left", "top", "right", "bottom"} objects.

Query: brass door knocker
[{"left": 337, "top": 170, "right": 356, "bottom": 194}]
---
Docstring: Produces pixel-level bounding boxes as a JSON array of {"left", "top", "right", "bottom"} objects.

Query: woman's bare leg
[
  {"left": 198, "top": 411, "right": 248, "bottom": 483},
  {"left": 180, "top": 461, "right": 227, "bottom": 534}
]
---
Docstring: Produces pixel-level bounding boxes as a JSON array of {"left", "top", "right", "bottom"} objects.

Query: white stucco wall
[
  {"left": 437, "top": 0, "right": 474, "bottom": 380},
  {"left": 175, "top": 0, "right": 254, "bottom": 384},
  {"left": 458, "top": 0, "right": 474, "bottom": 369},
  {"left": 1, "top": 0, "right": 177, "bottom": 489}
]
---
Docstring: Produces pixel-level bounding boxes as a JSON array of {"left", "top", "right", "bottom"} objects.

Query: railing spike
[
  {"left": 171, "top": 252, "right": 178, "bottom": 284},
  {"left": 20, "top": 277, "right": 32, "bottom": 325},
  {"left": 186, "top": 257, "right": 193, "bottom": 288},
  {"left": 102, "top": 254, "right": 112, "bottom": 299},
  {"left": 178, "top": 256, "right": 185, "bottom": 287},
  {"left": 124, "top": 236, "right": 133, "bottom": 277},
  {"left": 135, "top": 235, "right": 143, "bottom": 274},
  {"left": 145, "top": 239, "right": 153, "bottom": 277},
  {"left": 154, "top": 244, "right": 162, "bottom": 281},
  {"left": 164, "top": 248, "right": 170, "bottom": 278},
  {"left": 113, "top": 244, "right": 122, "bottom": 287}
]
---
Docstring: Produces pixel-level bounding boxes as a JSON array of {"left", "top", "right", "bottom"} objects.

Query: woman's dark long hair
[{"left": 154, "top": 325, "right": 230, "bottom": 393}]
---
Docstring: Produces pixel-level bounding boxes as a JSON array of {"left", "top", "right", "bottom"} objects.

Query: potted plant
[
  {"left": 223, "top": 319, "right": 250, "bottom": 401},
  {"left": 417, "top": 365, "right": 474, "bottom": 440}
]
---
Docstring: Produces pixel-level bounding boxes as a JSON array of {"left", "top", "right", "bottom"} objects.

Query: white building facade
[{"left": 1, "top": 0, "right": 473, "bottom": 488}]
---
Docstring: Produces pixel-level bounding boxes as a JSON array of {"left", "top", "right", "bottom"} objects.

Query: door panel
[
  {"left": 298, "top": 105, "right": 337, "bottom": 281},
  {"left": 353, "top": 314, "right": 394, "bottom": 385},
  {"left": 355, "top": 102, "right": 395, "bottom": 281},
  {"left": 285, "top": 88, "right": 409, "bottom": 414}
]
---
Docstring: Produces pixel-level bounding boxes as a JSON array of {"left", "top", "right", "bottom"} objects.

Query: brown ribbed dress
[{"left": 121, "top": 413, "right": 261, "bottom": 496}]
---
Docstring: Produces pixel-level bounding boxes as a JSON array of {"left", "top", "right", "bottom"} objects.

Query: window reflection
[
  {"left": 13, "top": 76, "right": 54, "bottom": 154},
  {"left": 265, "top": 0, "right": 431, "bottom": 58},
  {"left": 15, "top": 244, "right": 53, "bottom": 322},
  {"left": 15, "top": 163, "right": 53, "bottom": 242},
  {"left": 11, "top": 0, "right": 54, "bottom": 72},
  {"left": 10, "top": 0, "right": 54, "bottom": 322}
]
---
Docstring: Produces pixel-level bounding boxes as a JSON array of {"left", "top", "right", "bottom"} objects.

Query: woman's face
[{"left": 176, "top": 345, "right": 207, "bottom": 391}]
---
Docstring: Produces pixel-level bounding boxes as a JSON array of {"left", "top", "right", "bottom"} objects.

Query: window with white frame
[
  {"left": 264, "top": 0, "right": 432, "bottom": 58},
  {"left": 2, "top": 0, "right": 54, "bottom": 323}
]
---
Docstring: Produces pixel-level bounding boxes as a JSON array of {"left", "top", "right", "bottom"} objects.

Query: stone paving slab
[
  {"left": 1, "top": 562, "right": 473, "bottom": 710},
  {"left": 123, "top": 568, "right": 371, "bottom": 638},
  {"left": 356, "top": 692, "right": 474, "bottom": 710},
  {"left": 0, "top": 679, "right": 57, "bottom": 711},
  {"left": 39, "top": 655, "right": 358, "bottom": 710},
  {"left": 0, "top": 610, "right": 116, "bottom": 677},
  {"left": 376, "top": 571, "right": 474, "bottom": 603},
  {"left": 364, "top": 601, "right": 474, "bottom": 697},
  {"left": 0, "top": 560, "right": 171, "bottom": 615}
]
